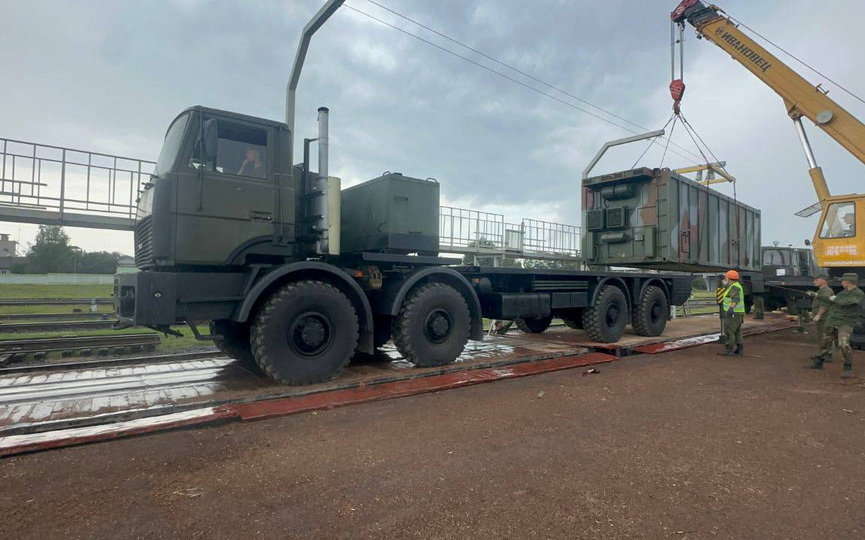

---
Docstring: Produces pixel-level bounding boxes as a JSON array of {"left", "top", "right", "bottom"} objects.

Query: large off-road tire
[
  {"left": 373, "top": 315, "right": 393, "bottom": 348},
  {"left": 582, "top": 284, "right": 628, "bottom": 343},
  {"left": 515, "top": 315, "right": 553, "bottom": 334},
  {"left": 211, "top": 320, "right": 263, "bottom": 376},
  {"left": 210, "top": 320, "right": 254, "bottom": 362},
  {"left": 392, "top": 283, "right": 470, "bottom": 367},
  {"left": 559, "top": 310, "right": 583, "bottom": 330},
  {"left": 251, "top": 280, "right": 359, "bottom": 385},
  {"left": 631, "top": 285, "right": 669, "bottom": 337}
]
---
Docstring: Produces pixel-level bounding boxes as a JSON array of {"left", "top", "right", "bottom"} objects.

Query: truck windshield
[{"left": 153, "top": 113, "right": 190, "bottom": 175}]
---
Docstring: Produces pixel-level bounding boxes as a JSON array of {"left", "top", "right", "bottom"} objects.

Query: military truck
[
  {"left": 758, "top": 245, "right": 820, "bottom": 312},
  {"left": 114, "top": 2, "right": 701, "bottom": 385},
  {"left": 115, "top": 102, "right": 697, "bottom": 384}
]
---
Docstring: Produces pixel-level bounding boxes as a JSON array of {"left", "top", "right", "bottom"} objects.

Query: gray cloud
[{"left": 0, "top": 0, "right": 862, "bottom": 253}]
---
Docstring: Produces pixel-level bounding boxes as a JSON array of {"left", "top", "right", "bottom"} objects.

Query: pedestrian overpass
[{"left": 0, "top": 137, "right": 149, "bottom": 231}]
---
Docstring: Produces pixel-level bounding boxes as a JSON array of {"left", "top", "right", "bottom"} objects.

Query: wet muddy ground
[{"left": 2, "top": 327, "right": 864, "bottom": 539}]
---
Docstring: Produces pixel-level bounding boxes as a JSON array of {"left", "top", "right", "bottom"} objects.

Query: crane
[{"left": 671, "top": 0, "right": 865, "bottom": 276}]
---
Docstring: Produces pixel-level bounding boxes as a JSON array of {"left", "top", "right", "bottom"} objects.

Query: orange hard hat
[{"left": 725, "top": 270, "right": 740, "bottom": 280}]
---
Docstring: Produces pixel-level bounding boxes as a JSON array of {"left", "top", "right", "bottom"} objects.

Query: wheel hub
[
  {"left": 425, "top": 309, "right": 452, "bottom": 344},
  {"left": 289, "top": 314, "right": 332, "bottom": 356},
  {"left": 606, "top": 305, "right": 620, "bottom": 326}
]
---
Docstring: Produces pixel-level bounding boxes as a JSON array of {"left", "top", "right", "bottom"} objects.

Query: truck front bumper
[{"left": 115, "top": 271, "right": 248, "bottom": 327}]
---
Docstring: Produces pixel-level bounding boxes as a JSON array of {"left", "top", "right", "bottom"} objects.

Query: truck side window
[
  {"left": 762, "top": 249, "right": 782, "bottom": 266},
  {"left": 820, "top": 202, "right": 855, "bottom": 239},
  {"left": 192, "top": 117, "right": 268, "bottom": 179}
]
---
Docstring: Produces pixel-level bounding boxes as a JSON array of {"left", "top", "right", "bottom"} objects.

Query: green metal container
[
  {"left": 582, "top": 167, "right": 761, "bottom": 272},
  {"left": 340, "top": 172, "right": 440, "bottom": 254}
]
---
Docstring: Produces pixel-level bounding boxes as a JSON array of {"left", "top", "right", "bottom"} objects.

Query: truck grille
[{"left": 134, "top": 216, "right": 154, "bottom": 268}]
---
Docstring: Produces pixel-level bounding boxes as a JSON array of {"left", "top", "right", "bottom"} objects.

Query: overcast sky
[{"left": 1, "top": 0, "right": 863, "bottom": 256}]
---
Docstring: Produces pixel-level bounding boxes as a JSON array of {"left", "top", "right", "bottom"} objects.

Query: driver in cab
[{"left": 237, "top": 148, "right": 265, "bottom": 179}]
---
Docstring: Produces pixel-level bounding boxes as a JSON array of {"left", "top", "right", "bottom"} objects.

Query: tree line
[{"left": 11, "top": 225, "right": 129, "bottom": 274}]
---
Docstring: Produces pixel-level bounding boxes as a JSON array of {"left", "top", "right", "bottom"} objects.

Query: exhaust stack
[{"left": 314, "top": 107, "right": 334, "bottom": 254}]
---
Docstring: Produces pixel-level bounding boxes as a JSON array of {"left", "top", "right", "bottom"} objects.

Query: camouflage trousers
[
  {"left": 815, "top": 320, "right": 826, "bottom": 347},
  {"left": 818, "top": 325, "right": 853, "bottom": 365},
  {"left": 723, "top": 313, "right": 744, "bottom": 352},
  {"left": 751, "top": 296, "right": 765, "bottom": 320}
]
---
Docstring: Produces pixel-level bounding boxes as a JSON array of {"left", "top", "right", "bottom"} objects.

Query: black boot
[
  {"left": 718, "top": 349, "right": 737, "bottom": 357},
  {"left": 734, "top": 344, "right": 744, "bottom": 356},
  {"left": 807, "top": 357, "right": 824, "bottom": 370},
  {"left": 842, "top": 364, "right": 853, "bottom": 379}
]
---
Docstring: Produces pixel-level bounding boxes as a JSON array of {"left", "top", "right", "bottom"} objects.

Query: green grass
[
  {"left": 0, "top": 284, "right": 113, "bottom": 299},
  {"left": 0, "top": 283, "right": 213, "bottom": 353},
  {"left": 0, "top": 304, "right": 114, "bottom": 315}
]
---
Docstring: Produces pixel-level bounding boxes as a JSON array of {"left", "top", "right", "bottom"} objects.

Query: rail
[
  {"left": 439, "top": 206, "right": 581, "bottom": 265},
  {"left": 0, "top": 312, "right": 113, "bottom": 322},
  {"left": 673, "top": 298, "right": 718, "bottom": 318},
  {"left": 0, "top": 333, "right": 159, "bottom": 356},
  {"left": 0, "top": 137, "right": 154, "bottom": 230},
  {"left": 0, "top": 298, "right": 112, "bottom": 306},
  {"left": 0, "top": 320, "right": 118, "bottom": 333}
]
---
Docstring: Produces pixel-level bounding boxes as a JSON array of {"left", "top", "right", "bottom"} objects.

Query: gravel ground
[{"left": 2, "top": 327, "right": 864, "bottom": 539}]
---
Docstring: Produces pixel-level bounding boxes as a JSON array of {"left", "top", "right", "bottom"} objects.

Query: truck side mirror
[
  {"left": 804, "top": 239, "right": 811, "bottom": 246},
  {"left": 202, "top": 118, "right": 218, "bottom": 161}
]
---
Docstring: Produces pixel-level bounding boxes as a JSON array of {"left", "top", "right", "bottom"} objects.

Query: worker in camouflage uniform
[
  {"left": 718, "top": 270, "right": 746, "bottom": 356},
  {"left": 807, "top": 274, "right": 834, "bottom": 364},
  {"left": 751, "top": 294, "right": 765, "bottom": 320},
  {"left": 809, "top": 272, "right": 863, "bottom": 378}
]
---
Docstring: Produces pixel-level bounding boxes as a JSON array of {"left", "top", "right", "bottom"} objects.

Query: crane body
[{"left": 672, "top": 0, "right": 865, "bottom": 274}]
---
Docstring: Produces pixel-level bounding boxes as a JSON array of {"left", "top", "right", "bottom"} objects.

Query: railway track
[
  {"left": 0, "top": 333, "right": 160, "bottom": 358},
  {"left": 0, "top": 349, "right": 221, "bottom": 375},
  {"left": 0, "top": 320, "right": 118, "bottom": 333},
  {"left": 0, "top": 298, "right": 113, "bottom": 306},
  {"left": 0, "top": 315, "right": 797, "bottom": 457},
  {"left": 0, "top": 313, "right": 113, "bottom": 322}
]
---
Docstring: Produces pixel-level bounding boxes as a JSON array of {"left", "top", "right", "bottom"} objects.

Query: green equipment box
[
  {"left": 582, "top": 167, "right": 761, "bottom": 272},
  {"left": 340, "top": 172, "right": 440, "bottom": 254}
]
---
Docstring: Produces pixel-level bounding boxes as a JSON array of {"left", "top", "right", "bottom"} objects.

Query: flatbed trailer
[{"left": 117, "top": 252, "right": 693, "bottom": 385}]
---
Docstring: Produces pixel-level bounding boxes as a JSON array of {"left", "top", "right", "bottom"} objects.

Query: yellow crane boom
[{"left": 672, "top": 0, "right": 865, "bottom": 273}]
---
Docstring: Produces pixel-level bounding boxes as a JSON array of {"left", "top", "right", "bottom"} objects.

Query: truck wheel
[
  {"left": 582, "top": 285, "right": 628, "bottom": 342},
  {"left": 392, "top": 283, "right": 470, "bottom": 367},
  {"left": 373, "top": 315, "right": 392, "bottom": 348},
  {"left": 559, "top": 310, "right": 583, "bottom": 330},
  {"left": 210, "top": 320, "right": 264, "bottom": 376},
  {"left": 631, "top": 285, "right": 669, "bottom": 337},
  {"left": 515, "top": 315, "right": 553, "bottom": 334},
  {"left": 251, "top": 280, "right": 359, "bottom": 385},
  {"left": 210, "top": 320, "right": 254, "bottom": 361}
]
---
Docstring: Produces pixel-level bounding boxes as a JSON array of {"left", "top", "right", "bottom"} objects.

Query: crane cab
[{"left": 811, "top": 196, "right": 865, "bottom": 276}]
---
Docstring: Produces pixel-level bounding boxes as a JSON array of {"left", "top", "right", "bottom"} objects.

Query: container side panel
[{"left": 581, "top": 168, "right": 760, "bottom": 272}]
